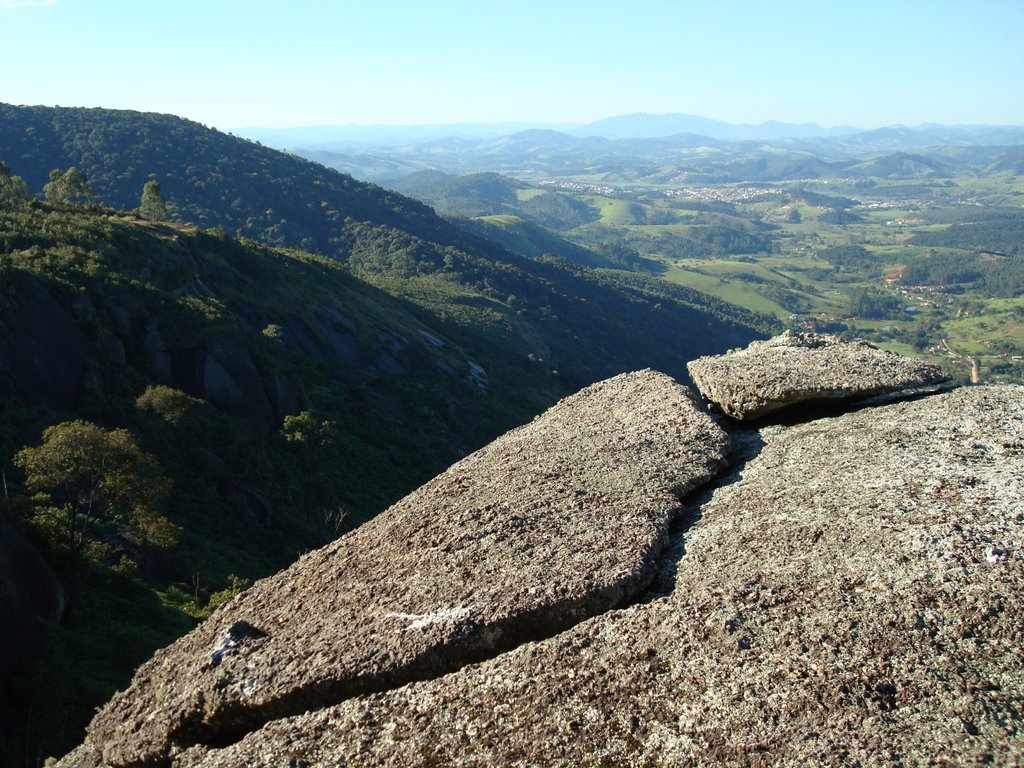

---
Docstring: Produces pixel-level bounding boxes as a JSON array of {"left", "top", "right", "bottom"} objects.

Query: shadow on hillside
[{"left": 637, "top": 256, "right": 668, "bottom": 275}]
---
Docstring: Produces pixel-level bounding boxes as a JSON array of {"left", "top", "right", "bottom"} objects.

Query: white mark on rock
[
  {"left": 210, "top": 635, "right": 239, "bottom": 665},
  {"left": 985, "top": 546, "right": 1009, "bottom": 564},
  {"left": 384, "top": 607, "right": 472, "bottom": 630}
]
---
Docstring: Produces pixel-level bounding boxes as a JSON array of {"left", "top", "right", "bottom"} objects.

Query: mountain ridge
[
  {"left": 235, "top": 111, "right": 1024, "bottom": 153},
  {"left": 241, "top": 125, "right": 1024, "bottom": 183}
]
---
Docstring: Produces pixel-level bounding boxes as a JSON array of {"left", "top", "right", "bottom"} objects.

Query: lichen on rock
[
  {"left": 174, "top": 384, "right": 1024, "bottom": 768},
  {"left": 69, "top": 369, "right": 728, "bottom": 767}
]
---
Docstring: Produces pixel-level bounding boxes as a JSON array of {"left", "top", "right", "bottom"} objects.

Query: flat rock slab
[
  {"left": 175, "top": 385, "right": 1024, "bottom": 767},
  {"left": 70, "top": 370, "right": 728, "bottom": 768},
  {"left": 687, "top": 330, "right": 949, "bottom": 420}
]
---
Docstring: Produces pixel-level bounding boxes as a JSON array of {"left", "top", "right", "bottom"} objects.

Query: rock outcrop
[
  {"left": 0, "top": 513, "right": 65, "bottom": 724},
  {"left": 175, "top": 385, "right": 1024, "bottom": 768},
  {"left": 60, "top": 340, "right": 1024, "bottom": 768},
  {"left": 66, "top": 370, "right": 728, "bottom": 767},
  {"left": 172, "top": 338, "right": 275, "bottom": 427},
  {"left": 687, "top": 330, "right": 949, "bottom": 420},
  {"left": 0, "top": 273, "right": 93, "bottom": 410}
]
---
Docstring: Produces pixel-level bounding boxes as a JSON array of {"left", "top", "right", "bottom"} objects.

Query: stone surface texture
[
  {"left": 171, "top": 385, "right": 1024, "bottom": 768},
  {"left": 687, "top": 330, "right": 949, "bottom": 420},
  {"left": 69, "top": 370, "right": 728, "bottom": 767},
  {"left": 59, "top": 341, "right": 1024, "bottom": 768}
]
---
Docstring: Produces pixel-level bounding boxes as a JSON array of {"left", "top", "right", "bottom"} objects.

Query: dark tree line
[
  {"left": 909, "top": 218, "right": 1024, "bottom": 257},
  {"left": 901, "top": 252, "right": 1024, "bottom": 297}
]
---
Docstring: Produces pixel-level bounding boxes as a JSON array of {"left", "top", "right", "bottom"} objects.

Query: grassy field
[
  {"left": 591, "top": 197, "right": 645, "bottom": 225},
  {"left": 515, "top": 188, "right": 546, "bottom": 202},
  {"left": 540, "top": 172, "right": 1024, "bottom": 382},
  {"left": 662, "top": 264, "right": 786, "bottom": 314}
]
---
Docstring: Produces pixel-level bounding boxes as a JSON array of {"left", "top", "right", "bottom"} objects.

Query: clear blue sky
[{"left": 3, "top": 0, "right": 1023, "bottom": 130}]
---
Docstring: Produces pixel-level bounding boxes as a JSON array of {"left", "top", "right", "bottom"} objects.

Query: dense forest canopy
[
  {"left": 0, "top": 104, "right": 447, "bottom": 252},
  {"left": 908, "top": 216, "right": 1024, "bottom": 257}
]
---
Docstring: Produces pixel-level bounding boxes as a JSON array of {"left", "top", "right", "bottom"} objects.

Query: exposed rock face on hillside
[
  {"left": 66, "top": 371, "right": 728, "bottom": 768},
  {"left": 0, "top": 273, "right": 93, "bottom": 409},
  {"left": 61, "top": 343, "right": 1024, "bottom": 768},
  {"left": 0, "top": 514, "right": 65, "bottom": 725},
  {"left": 173, "top": 386, "right": 1024, "bottom": 768},
  {"left": 687, "top": 330, "right": 949, "bottom": 420}
]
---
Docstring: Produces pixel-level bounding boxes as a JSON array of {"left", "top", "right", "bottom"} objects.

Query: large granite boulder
[
  {"left": 171, "top": 338, "right": 275, "bottom": 427},
  {"left": 168, "top": 384, "right": 1024, "bottom": 767},
  {"left": 687, "top": 330, "right": 949, "bottom": 420},
  {"left": 66, "top": 370, "right": 728, "bottom": 767}
]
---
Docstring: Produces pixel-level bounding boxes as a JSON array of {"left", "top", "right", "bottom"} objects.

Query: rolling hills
[
  {"left": 0, "top": 104, "right": 774, "bottom": 389},
  {"left": 250, "top": 118, "right": 1024, "bottom": 184}
]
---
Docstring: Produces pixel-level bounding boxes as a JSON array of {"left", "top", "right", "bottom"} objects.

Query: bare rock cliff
[{"left": 61, "top": 338, "right": 1024, "bottom": 767}]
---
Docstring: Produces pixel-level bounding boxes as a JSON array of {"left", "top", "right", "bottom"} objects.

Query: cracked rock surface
[
  {"left": 169, "top": 384, "right": 1024, "bottom": 767},
  {"left": 687, "top": 330, "right": 949, "bottom": 420},
  {"left": 62, "top": 370, "right": 728, "bottom": 768}
]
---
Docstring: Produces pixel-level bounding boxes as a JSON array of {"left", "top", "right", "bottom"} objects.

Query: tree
[
  {"left": 43, "top": 169, "right": 62, "bottom": 201},
  {"left": 0, "top": 160, "right": 30, "bottom": 201},
  {"left": 14, "top": 420, "right": 177, "bottom": 575},
  {"left": 282, "top": 410, "right": 345, "bottom": 529},
  {"left": 139, "top": 179, "right": 168, "bottom": 220},
  {"left": 43, "top": 166, "right": 92, "bottom": 205}
]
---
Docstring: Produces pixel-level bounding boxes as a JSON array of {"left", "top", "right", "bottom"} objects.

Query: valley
[{"left": 383, "top": 162, "right": 1024, "bottom": 384}]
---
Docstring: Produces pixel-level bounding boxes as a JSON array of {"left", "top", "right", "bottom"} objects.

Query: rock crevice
[
  {"left": 64, "top": 370, "right": 729, "bottom": 768},
  {"left": 170, "top": 383, "right": 1024, "bottom": 768}
]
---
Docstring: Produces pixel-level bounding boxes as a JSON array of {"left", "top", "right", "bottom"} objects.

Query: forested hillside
[
  {"left": 0, "top": 104, "right": 446, "bottom": 250},
  {"left": 0, "top": 105, "right": 774, "bottom": 764},
  {"left": 0, "top": 104, "right": 774, "bottom": 390}
]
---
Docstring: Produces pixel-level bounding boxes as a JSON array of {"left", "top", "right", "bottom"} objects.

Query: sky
[{"left": 3, "top": 0, "right": 1023, "bottom": 131}]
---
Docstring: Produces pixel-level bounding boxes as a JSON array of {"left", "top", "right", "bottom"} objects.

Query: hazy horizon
[{"left": 231, "top": 113, "right": 1024, "bottom": 133}]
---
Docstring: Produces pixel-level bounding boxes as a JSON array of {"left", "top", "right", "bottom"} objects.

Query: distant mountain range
[
  {"left": 238, "top": 121, "right": 580, "bottom": 148},
  {"left": 238, "top": 112, "right": 1024, "bottom": 150},
  {"left": 235, "top": 113, "right": 1024, "bottom": 183},
  {"left": 567, "top": 113, "right": 861, "bottom": 141}
]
